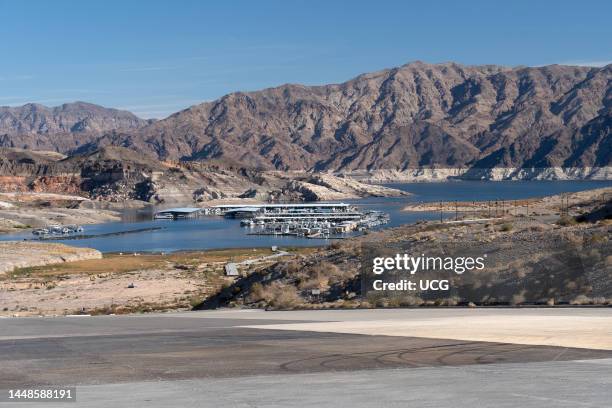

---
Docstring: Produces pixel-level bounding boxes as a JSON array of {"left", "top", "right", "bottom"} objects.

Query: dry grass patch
[
  {"left": 249, "top": 282, "right": 302, "bottom": 309},
  {"left": 557, "top": 215, "right": 577, "bottom": 227},
  {"left": 4, "top": 247, "right": 286, "bottom": 280}
]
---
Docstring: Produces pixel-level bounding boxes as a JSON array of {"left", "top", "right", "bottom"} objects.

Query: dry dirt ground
[
  {"left": 0, "top": 248, "right": 314, "bottom": 317},
  {"left": 0, "top": 241, "right": 102, "bottom": 274},
  {"left": 403, "top": 186, "right": 611, "bottom": 216}
]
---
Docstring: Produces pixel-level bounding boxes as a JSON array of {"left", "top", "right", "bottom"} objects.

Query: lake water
[{"left": 2, "top": 180, "right": 610, "bottom": 253}]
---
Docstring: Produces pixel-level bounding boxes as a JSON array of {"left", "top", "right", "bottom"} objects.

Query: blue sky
[{"left": 1, "top": 0, "right": 610, "bottom": 118}]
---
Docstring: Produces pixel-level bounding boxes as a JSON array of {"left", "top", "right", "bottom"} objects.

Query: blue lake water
[{"left": 1, "top": 180, "right": 610, "bottom": 253}]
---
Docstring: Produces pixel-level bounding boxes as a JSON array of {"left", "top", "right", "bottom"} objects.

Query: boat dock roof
[
  {"left": 254, "top": 213, "right": 362, "bottom": 221},
  {"left": 212, "top": 203, "right": 352, "bottom": 209},
  {"left": 156, "top": 207, "right": 201, "bottom": 214}
]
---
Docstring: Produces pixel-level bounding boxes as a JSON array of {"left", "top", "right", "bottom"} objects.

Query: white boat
[{"left": 32, "top": 224, "right": 84, "bottom": 236}]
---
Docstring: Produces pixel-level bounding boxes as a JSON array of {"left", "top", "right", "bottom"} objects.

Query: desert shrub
[
  {"left": 387, "top": 297, "right": 401, "bottom": 308},
  {"left": 366, "top": 291, "right": 386, "bottom": 305},
  {"left": 398, "top": 295, "right": 424, "bottom": 307},
  {"left": 341, "top": 300, "right": 360, "bottom": 309},
  {"left": 297, "top": 277, "right": 325, "bottom": 290},
  {"left": 570, "top": 295, "right": 609, "bottom": 305},
  {"left": 559, "top": 230, "right": 583, "bottom": 245},
  {"left": 267, "top": 284, "right": 301, "bottom": 309},
  {"left": 557, "top": 216, "right": 577, "bottom": 226},
  {"left": 443, "top": 297, "right": 460, "bottom": 306},
  {"left": 89, "top": 307, "right": 112, "bottom": 316},
  {"left": 249, "top": 282, "right": 266, "bottom": 301},
  {"left": 328, "top": 241, "right": 343, "bottom": 250},
  {"left": 587, "top": 233, "right": 608, "bottom": 245},
  {"left": 499, "top": 223, "right": 513, "bottom": 232},
  {"left": 188, "top": 296, "right": 202, "bottom": 308},
  {"left": 586, "top": 248, "right": 602, "bottom": 262},
  {"left": 528, "top": 224, "right": 546, "bottom": 232},
  {"left": 276, "top": 260, "right": 302, "bottom": 276},
  {"left": 570, "top": 294, "right": 592, "bottom": 305},
  {"left": 247, "top": 282, "right": 303, "bottom": 309},
  {"left": 374, "top": 297, "right": 389, "bottom": 308},
  {"left": 313, "top": 260, "right": 340, "bottom": 276},
  {"left": 305, "top": 260, "right": 352, "bottom": 286},
  {"left": 345, "top": 244, "right": 362, "bottom": 256}
]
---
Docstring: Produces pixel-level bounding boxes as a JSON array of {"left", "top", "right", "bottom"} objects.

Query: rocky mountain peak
[{"left": 0, "top": 62, "right": 609, "bottom": 172}]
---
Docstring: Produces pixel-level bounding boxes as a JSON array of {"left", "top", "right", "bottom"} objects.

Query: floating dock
[
  {"left": 153, "top": 203, "right": 389, "bottom": 238},
  {"left": 230, "top": 204, "right": 389, "bottom": 237},
  {"left": 217, "top": 203, "right": 354, "bottom": 218},
  {"left": 32, "top": 224, "right": 84, "bottom": 236},
  {"left": 154, "top": 207, "right": 202, "bottom": 220}
]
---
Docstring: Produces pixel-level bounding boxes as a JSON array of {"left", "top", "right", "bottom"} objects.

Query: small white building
[{"left": 224, "top": 263, "right": 239, "bottom": 276}]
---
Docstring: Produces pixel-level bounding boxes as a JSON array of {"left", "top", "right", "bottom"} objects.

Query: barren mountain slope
[
  {"left": 0, "top": 147, "right": 405, "bottom": 203},
  {"left": 0, "top": 102, "right": 152, "bottom": 152},
  {"left": 1, "top": 63, "right": 609, "bottom": 174},
  {"left": 110, "top": 62, "right": 611, "bottom": 171}
]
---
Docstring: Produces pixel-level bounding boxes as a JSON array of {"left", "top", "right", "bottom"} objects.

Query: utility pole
[{"left": 455, "top": 201, "right": 458, "bottom": 221}]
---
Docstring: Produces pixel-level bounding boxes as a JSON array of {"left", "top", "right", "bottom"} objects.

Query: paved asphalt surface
[{"left": 1, "top": 309, "right": 611, "bottom": 407}]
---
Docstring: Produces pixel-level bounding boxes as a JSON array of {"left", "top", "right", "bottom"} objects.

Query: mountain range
[
  {"left": 1, "top": 62, "right": 610, "bottom": 176},
  {"left": 0, "top": 101, "right": 152, "bottom": 154}
]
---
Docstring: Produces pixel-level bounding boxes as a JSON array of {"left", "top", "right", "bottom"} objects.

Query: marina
[
  {"left": 153, "top": 207, "right": 202, "bottom": 220},
  {"left": 32, "top": 224, "right": 84, "bottom": 237},
  {"left": 1, "top": 181, "right": 609, "bottom": 253},
  {"left": 155, "top": 203, "right": 390, "bottom": 238},
  {"left": 244, "top": 211, "right": 389, "bottom": 238}
]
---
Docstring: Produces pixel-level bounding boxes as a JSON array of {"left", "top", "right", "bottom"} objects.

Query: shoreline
[
  {"left": 1, "top": 180, "right": 610, "bottom": 316},
  {"left": 372, "top": 178, "right": 612, "bottom": 185},
  {"left": 341, "top": 166, "right": 612, "bottom": 183},
  {"left": 402, "top": 186, "right": 612, "bottom": 214}
]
